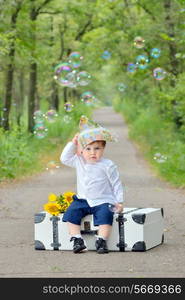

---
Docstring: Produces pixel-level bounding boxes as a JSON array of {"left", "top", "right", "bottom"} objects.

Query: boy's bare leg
[
  {"left": 67, "top": 222, "right": 87, "bottom": 253},
  {"left": 67, "top": 222, "right": 81, "bottom": 236},
  {"left": 95, "top": 224, "right": 111, "bottom": 254},
  {"left": 98, "top": 224, "right": 112, "bottom": 239}
]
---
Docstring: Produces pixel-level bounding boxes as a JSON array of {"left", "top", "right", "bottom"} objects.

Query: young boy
[{"left": 60, "top": 116, "right": 124, "bottom": 254}]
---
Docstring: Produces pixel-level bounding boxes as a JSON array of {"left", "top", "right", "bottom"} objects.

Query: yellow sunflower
[
  {"left": 63, "top": 191, "right": 75, "bottom": 204},
  {"left": 43, "top": 202, "right": 61, "bottom": 216},
  {"left": 48, "top": 193, "right": 57, "bottom": 202},
  {"left": 60, "top": 203, "right": 70, "bottom": 212}
]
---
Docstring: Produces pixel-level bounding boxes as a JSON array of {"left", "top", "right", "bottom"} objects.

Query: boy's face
[{"left": 82, "top": 141, "right": 105, "bottom": 163}]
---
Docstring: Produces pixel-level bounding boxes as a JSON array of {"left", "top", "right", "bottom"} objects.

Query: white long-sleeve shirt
[{"left": 60, "top": 142, "right": 124, "bottom": 207}]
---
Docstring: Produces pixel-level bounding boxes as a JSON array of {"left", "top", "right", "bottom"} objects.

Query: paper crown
[{"left": 78, "top": 115, "right": 117, "bottom": 148}]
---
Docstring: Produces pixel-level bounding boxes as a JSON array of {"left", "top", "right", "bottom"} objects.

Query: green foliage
[
  {"left": 0, "top": 103, "right": 92, "bottom": 181},
  {"left": 114, "top": 98, "right": 185, "bottom": 187}
]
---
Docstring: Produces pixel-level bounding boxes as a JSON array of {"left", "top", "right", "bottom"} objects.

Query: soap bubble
[
  {"left": 54, "top": 62, "right": 72, "bottom": 86},
  {"left": 33, "top": 123, "right": 48, "bottom": 139},
  {"left": 150, "top": 48, "right": 161, "bottom": 58},
  {"left": 81, "top": 91, "right": 95, "bottom": 104},
  {"left": 64, "top": 102, "right": 74, "bottom": 112},
  {"left": 45, "top": 109, "right": 58, "bottom": 122},
  {"left": 134, "top": 36, "right": 145, "bottom": 49},
  {"left": 68, "top": 52, "right": 83, "bottom": 69},
  {"left": 63, "top": 115, "right": 72, "bottom": 123},
  {"left": 153, "top": 152, "right": 167, "bottom": 163},
  {"left": 127, "top": 63, "right": 137, "bottom": 73},
  {"left": 46, "top": 160, "right": 60, "bottom": 173},
  {"left": 76, "top": 71, "right": 91, "bottom": 86},
  {"left": 101, "top": 50, "right": 111, "bottom": 60},
  {"left": 118, "top": 83, "right": 126, "bottom": 92},
  {"left": 153, "top": 67, "right": 167, "bottom": 80},
  {"left": 33, "top": 110, "right": 45, "bottom": 123},
  {"left": 136, "top": 54, "right": 149, "bottom": 69},
  {"left": 64, "top": 70, "right": 78, "bottom": 88}
]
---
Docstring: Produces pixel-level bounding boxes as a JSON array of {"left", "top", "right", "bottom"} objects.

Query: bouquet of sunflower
[{"left": 43, "top": 191, "right": 75, "bottom": 216}]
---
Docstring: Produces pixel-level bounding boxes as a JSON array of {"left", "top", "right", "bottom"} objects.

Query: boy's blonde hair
[{"left": 88, "top": 140, "right": 106, "bottom": 147}]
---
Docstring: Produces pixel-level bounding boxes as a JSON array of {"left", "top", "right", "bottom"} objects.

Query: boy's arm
[
  {"left": 60, "top": 140, "right": 78, "bottom": 168},
  {"left": 107, "top": 163, "right": 124, "bottom": 210}
]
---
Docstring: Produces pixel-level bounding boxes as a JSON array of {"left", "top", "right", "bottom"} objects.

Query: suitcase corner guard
[
  {"left": 132, "top": 241, "right": 146, "bottom": 251},
  {"left": 35, "top": 240, "right": 45, "bottom": 250}
]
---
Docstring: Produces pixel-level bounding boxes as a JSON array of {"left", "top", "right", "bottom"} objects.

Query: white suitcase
[{"left": 35, "top": 207, "right": 164, "bottom": 251}]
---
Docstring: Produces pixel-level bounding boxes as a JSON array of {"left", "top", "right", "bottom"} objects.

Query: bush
[{"left": 113, "top": 97, "right": 185, "bottom": 187}]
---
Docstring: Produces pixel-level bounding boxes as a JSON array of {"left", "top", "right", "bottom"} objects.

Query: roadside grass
[{"left": 113, "top": 97, "right": 185, "bottom": 187}]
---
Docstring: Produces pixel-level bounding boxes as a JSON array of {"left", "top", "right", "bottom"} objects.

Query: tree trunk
[
  {"left": 164, "top": 0, "right": 179, "bottom": 81},
  {"left": 49, "top": 17, "right": 59, "bottom": 111},
  {"left": 16, "top": 70, "right": 24, "bottom": 127},
  {"left": 2, "top": 3, "right": 22, "bottom": 130},
  {"left": 63, "top": 87, "right": 68, "bottom": 103},
  {"left": 28, "top": 62, "right": 37, "bottom": 132},
  {"left": 28, "top": 0, "right": 53, "bottom": 132},
  {"left": 2, "top": 59, "right": 14, "bottom": 130},
  {"left": 51, "top": 80, "right": 59, "bottom": 111},
  {"left": 164, "top": 0, "right": 182, "bottom": 127}
]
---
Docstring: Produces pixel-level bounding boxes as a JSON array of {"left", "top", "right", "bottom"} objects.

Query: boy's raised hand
[{"left": 72, "top": 133, "right": 79, "bottom": 146}]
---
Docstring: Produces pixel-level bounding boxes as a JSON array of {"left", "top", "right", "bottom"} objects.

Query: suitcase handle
[
  {"left": 80, "top": 230, "right": 98, "bottom": 235},
  {"left": 116, "top": 213, "right": 127, "bottom": 251}
]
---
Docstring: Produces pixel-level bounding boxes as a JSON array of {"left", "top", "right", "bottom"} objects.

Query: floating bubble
[
  {"left": 118, "top": 83, "right": 126, "bottom": 92},
  {"left": 68, "top": 52, "right": 83, "bottom": 69},
  {"left": 64, "top": 70, "right": 78, "bottom": 88},
  {"left": 33, "top": 123, "right": 48, "bottom": 139},
  {"left": 63, "top": 115, "right": 72, "bottom": 123},
  {"left": 64, "top": 102, "right": 74, "bottom": 112},
  {"left": 45, "top": 109, "right": 58, "bottom": 123},
  {"left": 175, "top": 53, "right": 182, "bottom": 59},
  {"left": 136, "top": 54, "right": 149, "bottom": 69},
  {"left": 101, "top": 50, "right": 111, "bottom": 60},
  {"left": 0, "top": 117, "right": 6, "bottom": 122},
  {"left": 46, "top": 160, "right": 60, "bottom": 172},
  {"left": 81, "top": 91, "right": 95, "bottom": 105},
  {"left": 54, "top": 62, "right": 72, "bottom": 86},
  {"left": 153, "top": 152, "right": 167, "bottom": 163},
  {"left": 76, "top": 71, "right": 91, "bottom": 86},
  {"left": 153, "top": 67, "right": 167, "bottom": 80},
  {"left": 150, "top": 48, "right": 161, "bottom": 58},
  {"left": 33, "top": 110, "right": 45, "bottom": 123},
  {"left": 134, "top": 36, "right": 145, "bottom": 49},
  {"left": 127, "top": 63, "right": 137, "bottom": 73}
]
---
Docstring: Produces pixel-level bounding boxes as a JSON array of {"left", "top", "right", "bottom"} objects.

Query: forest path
[{"left": 0, "top": 106, "right": 185, "bottom": 278}]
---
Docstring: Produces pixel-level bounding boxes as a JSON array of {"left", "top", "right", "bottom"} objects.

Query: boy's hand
[
  {"left": 115, "top": 203, "right": 124, "bottom": 213},
  {"left": 72, "top": 133, "right": 79, "bottom": 146}
]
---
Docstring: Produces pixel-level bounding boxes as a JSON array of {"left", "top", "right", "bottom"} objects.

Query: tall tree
[
  {"left": 2, "top": 1, "right": 22, "bottom": 130},
  {"left": 28, "top": 0, "right": 53, "bottom": 132}
]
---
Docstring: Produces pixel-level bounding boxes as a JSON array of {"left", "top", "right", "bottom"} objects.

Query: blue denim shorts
[{"left": 62, "top": 195, "right": 114, "bottom": 226}]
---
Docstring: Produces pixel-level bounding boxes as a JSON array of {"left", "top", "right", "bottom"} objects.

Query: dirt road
[{"left": 0, "top": 106, "right": 185, "bottom": 278}]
